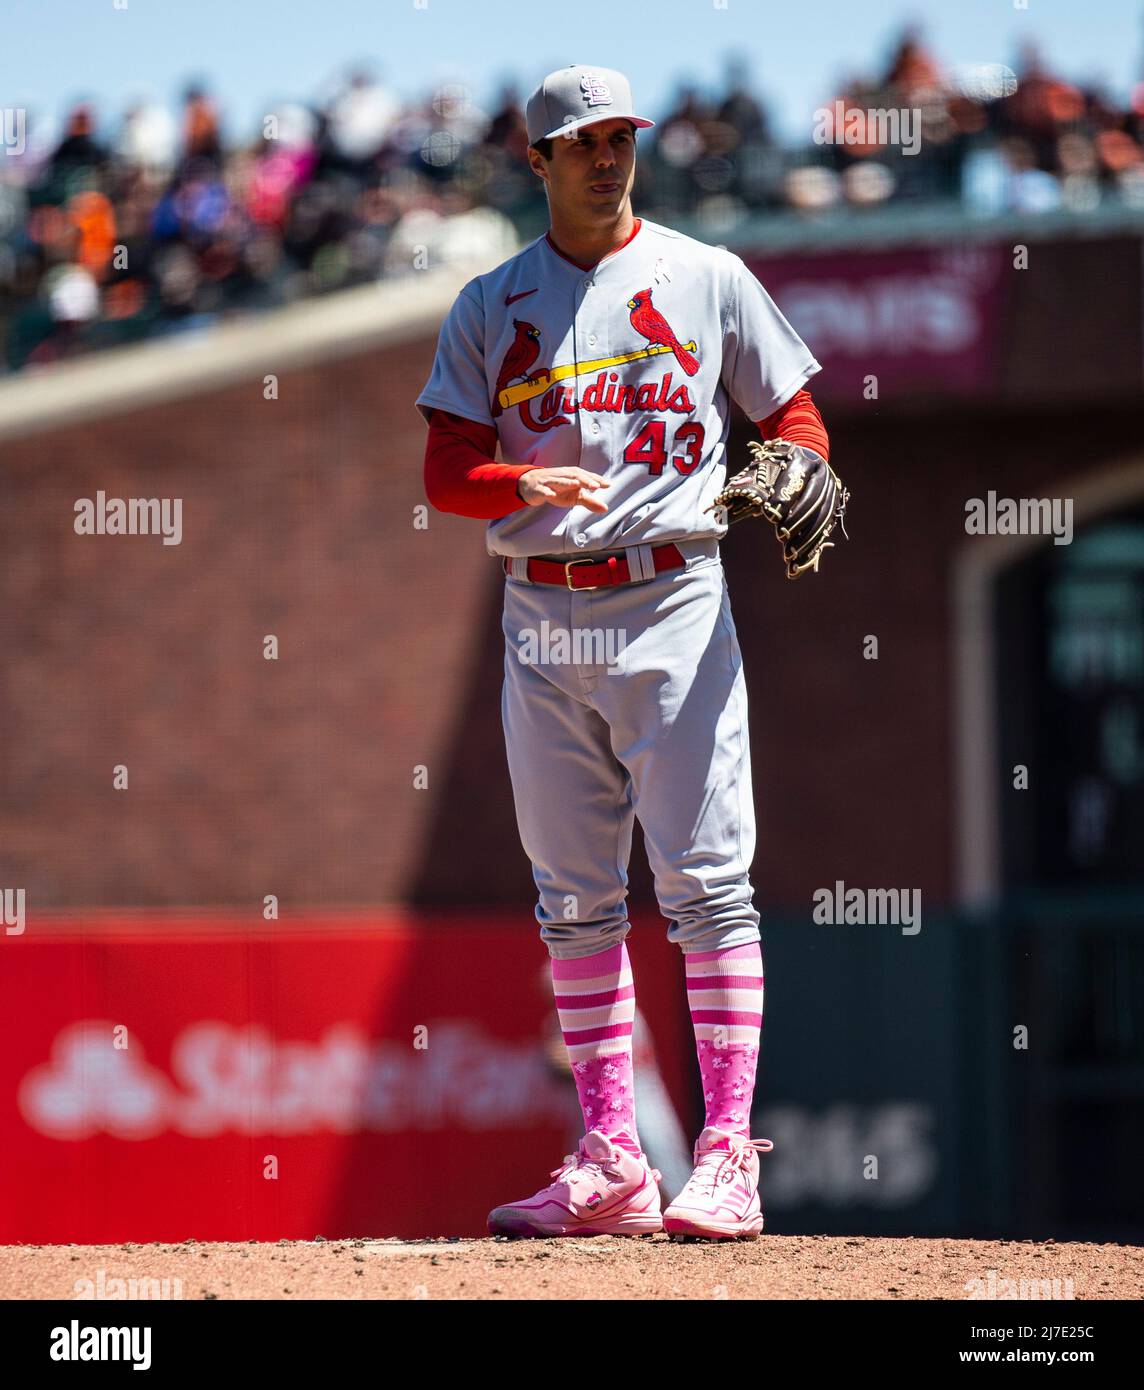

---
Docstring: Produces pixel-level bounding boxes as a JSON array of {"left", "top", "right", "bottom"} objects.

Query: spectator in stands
[
  {"left": 181, "top": 84, "right": 223, "bottom": 164},
  {"left": 485, "top": 82, "right": 530, "bottom": 162},
  {"left": 3, "top": 31, "right": 1143, "bottom": 375},
  {"left": 884, "top": 28, "right": 944, "bottom": 104},
  {"left": 50, "top": 104, "right": 105, "bottom": 170},
  {"left": 114, "top": 99, "right": 179, "bottom": 181},
  {"left": 325, "top": 67, "right": 400, "bottom": 172}
]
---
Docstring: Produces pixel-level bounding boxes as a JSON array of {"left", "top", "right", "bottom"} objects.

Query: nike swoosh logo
[{"left": 505, "top": 288, "right": 538, "bottom": 305}]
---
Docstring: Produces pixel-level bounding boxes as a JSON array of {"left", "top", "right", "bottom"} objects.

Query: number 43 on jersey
[{"left": 623, "top": 420, "right": 705, "bottom": 475}]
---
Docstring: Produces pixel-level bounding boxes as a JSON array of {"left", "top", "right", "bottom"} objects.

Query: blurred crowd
[
  {"left": 793, "top": 36, "right": 1144, "bottom": 215},
  {"left": 3, "top": 32, "right": 1144, "bottom": 374}
]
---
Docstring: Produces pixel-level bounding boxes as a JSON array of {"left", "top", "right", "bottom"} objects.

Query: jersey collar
[{"left": 543, "top": 217, "right": 643, "bottom": 272}]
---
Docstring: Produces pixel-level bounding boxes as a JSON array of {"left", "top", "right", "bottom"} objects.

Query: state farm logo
[
  {"left": 19, "top": 1020, "right": 568, "bottom": 1139},
  {"left": 21, "top": 1023, "right": 171, "bottom": 1139},
  {"left": 777, "top": 275, "right": 983, "bottom": 357}
]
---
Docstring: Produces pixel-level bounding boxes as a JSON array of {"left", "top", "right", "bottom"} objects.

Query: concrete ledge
[{"left": 0, "top": 260, "right": 496, "bottom": 443}]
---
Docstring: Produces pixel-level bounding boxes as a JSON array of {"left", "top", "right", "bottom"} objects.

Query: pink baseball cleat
[
  {"left": 662, "top": 1126, "right": 775, "bottom": 1241},
  {"left": 487, "top": 1129, "right": 663, "bottom": 1238}
]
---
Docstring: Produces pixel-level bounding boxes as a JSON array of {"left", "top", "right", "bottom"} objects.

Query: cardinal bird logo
[
  {"left": 492, "top": 318, "right": 542, "bottom": 416},
  {"left": 627, "top": 288, "right": 699, "bottom": 377}
]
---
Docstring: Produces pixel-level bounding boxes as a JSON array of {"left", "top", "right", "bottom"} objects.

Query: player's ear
[{"left": 528, "top": 137, "right": 557, "bottom": 179}]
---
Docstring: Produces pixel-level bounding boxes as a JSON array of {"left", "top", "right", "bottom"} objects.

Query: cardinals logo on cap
[{"left": 580, "top": 74, "right": 613, "bottom": 107}]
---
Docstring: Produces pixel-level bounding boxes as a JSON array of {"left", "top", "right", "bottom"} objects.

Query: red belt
[{"left": 503, "top": 542, "right": 686, "bottom": 591}]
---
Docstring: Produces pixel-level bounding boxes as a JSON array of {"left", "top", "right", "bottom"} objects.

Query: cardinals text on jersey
[{"left": 416, "top": 218, "right": 820, "bottom": 558}]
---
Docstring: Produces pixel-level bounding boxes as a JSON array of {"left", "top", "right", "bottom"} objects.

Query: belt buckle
[{"left": 565, "top": 557, "right": 602, "bottom": 591}]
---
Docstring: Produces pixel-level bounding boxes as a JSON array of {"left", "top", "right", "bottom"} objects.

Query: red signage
[
  {"left": 0, "top": 912, "right": 690, "bottom": 1242},
  {"left": 750, "top": 243, "right": 1008, "bottom": 401}
]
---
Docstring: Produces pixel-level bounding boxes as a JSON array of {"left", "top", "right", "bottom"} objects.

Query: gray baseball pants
[{"left": 500, "top": 538, "right": 762, "bottom": 960}]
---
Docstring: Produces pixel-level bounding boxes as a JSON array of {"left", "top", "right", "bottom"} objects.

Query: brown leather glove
[{"left": 707, "top": 438, "right": 850, "bottom": 579}]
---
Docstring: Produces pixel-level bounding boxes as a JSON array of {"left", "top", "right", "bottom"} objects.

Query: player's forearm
[
  {"left": 755, "top": 387, "right": 830, "bottom": 462},
  {"left": 423, "top": 410, "right": 533, "bottom": 519}
]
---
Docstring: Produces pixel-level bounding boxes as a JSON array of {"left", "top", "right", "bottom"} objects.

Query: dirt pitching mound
[{"left": 2, "top": 1235, "right": 1141, "bottom": 1300}]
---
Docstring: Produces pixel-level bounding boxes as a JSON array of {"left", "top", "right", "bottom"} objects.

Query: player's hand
[{"left": 518, "top": 467, "right": 610, "bottom": 513}]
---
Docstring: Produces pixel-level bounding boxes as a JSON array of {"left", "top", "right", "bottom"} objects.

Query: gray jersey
[{"left": 416, "top": 218, "right": 820, "bottom": 558}]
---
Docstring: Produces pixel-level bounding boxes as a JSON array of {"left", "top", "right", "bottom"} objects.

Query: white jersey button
[
  {"left": 590, "top": 420, "right": 601, "bottom": 436},
  {"left": 574, "top": 532, "right": 589, "bottom": 546},
  {"left": 587, "top": 333, "right": 598, "bottom": 346}
]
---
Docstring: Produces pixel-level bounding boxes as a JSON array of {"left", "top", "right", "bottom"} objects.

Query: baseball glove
[{"left": 706, "top": 438, "right": 850, "bottom": 579}]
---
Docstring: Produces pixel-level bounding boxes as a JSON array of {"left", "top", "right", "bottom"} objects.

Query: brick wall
[
  {"left": 0, "top": 335, "right": 496, "bottom": 909},
  {"left": 3, "top": 296, "right": 1142, "bottom": 916}
]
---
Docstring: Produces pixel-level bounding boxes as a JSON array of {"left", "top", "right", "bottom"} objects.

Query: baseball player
[{"left": 416, "top": 64, "right": 846, "bottom": 1240}]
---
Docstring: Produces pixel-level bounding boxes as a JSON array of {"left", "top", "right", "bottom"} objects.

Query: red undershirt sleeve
[
  {"left": 423, "top": 409, "right": 537, "bottom": 519},
  {"left": 754, "top": 387, "right": 830, "bottom": 462}
]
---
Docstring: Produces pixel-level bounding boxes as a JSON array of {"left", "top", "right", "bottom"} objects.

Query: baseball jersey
[{"left": 415, "top": 217, "right": 820, "bottom": 559}]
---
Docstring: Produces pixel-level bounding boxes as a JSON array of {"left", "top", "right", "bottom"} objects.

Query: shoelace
[
  {"left": 550, "top": 1152, "right": 623, "bottom": 1186},
  {"left": 685, "top": 1137, "right": 774, "bottom": 1198},
  {"left": 549, "top": 1147, "right": 662, "bottom": 1189}
]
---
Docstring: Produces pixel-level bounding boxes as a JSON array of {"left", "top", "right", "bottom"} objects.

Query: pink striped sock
[
  {"left": 685, "top": 942, "right": 764, "bottom": 1145},
  {"left": 551, "top": 942, "right": 641, "bottom": 1157}
]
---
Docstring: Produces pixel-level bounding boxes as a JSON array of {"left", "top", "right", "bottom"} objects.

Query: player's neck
[{"left": 545, "top": 206, "right": 638, "bottom": 271}]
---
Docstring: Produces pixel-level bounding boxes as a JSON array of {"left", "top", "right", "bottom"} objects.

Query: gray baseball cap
[{"left": 525, "top": 64, "right": 655, "bottom": 144}]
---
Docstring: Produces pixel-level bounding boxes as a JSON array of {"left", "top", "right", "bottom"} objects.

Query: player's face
[{"left": 534, "top": 118, "right": 636, "bottom": 221}]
